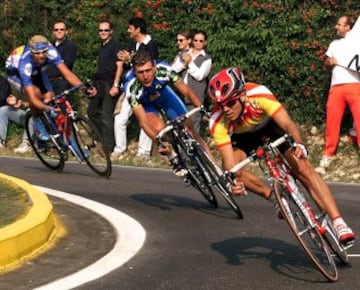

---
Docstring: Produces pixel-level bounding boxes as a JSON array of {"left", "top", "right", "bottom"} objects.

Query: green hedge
[{"left": 1, "top": 0, "right": 358, "bottom": 125}]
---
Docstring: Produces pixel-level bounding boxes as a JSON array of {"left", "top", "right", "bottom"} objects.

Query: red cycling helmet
[{"left": 208, "top": 67, "right": 245, "bottom": 103}]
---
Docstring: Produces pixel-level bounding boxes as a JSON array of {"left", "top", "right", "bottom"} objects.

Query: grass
[{"left": 0, "top": 177, "right": 31, "bottom": 228}]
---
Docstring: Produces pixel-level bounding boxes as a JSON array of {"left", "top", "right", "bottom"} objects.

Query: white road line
[{"left": 34, "top": 186, "right": 146, "bottom": 290}]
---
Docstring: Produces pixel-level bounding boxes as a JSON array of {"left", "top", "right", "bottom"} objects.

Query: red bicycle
[
  {"left": 25, "top": 83, "right": 112, "bottom": 178},
  {"left": 221, "top": 134, "right": 354, "bottom": 281}
]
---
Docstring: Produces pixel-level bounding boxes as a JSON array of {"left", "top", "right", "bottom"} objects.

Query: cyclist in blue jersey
[
  {"left": 5, "top": 35, "right": 96, "bottom": 140},
  {"left": 124, "top": 50, "right": 207, "bottom": 175}
]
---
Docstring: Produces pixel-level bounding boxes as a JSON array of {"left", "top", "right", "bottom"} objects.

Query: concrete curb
[{"left": 0, "top": 173, "right": 56, "bottom": 269}]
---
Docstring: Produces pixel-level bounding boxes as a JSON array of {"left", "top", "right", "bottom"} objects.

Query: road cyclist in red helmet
[{"left": 207, "top": 67, "right": 355, "bottom": 245}]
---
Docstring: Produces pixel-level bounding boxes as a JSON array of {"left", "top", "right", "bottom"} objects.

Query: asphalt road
[{"left": 0, "top": 157, "right": 359, "bottom": 290}]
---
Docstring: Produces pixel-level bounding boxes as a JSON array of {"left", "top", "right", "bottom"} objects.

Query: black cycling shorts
[{"left": 231, "top": 119, "right": 291, "bottom": 155}]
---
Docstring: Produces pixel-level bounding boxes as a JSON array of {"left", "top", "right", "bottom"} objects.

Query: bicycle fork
[{"left": 267, "top": 157, "right": 325, "bottom": 235}]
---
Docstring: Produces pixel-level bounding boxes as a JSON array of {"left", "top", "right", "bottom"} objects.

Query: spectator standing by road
[
  {"left": 0, "top": 76, "right": 31, "bottom": 153},
  {"left": 45, "top": 21, "right": 77, "bottom": 96},
  {"left": 319, "top": 15, "right": 360, "bottom": 168},
  {"left": 172, "top": 30, "right": 212, "bottom": 135},
  {"left": 112, "top": 17, "right": 159, "bottom": 160},
  {"left": 88, "top": 20, "right": 122, "bottom": 153}
]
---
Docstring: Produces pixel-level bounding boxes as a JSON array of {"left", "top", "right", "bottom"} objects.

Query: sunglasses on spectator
[
  {"left": 217, "top": 98, "right": 239, "bottom": 108},
  {"left": 176, "top": 38, "right": 186, "bottom": 43},
  {"left": 98, "top": 29, "right": 111, "bottom": 32},
  {"left": 193, "top": 39, "right": 204, "bottom": 43},
  {"left": 54, "top": 28, "right": 66, "bottom": 31}
]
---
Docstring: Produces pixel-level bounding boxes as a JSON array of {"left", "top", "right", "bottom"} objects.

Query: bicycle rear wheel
[
  {"left": 72, "top": 116, "right": 112, "bottom": 178},
  {"left": 25, "top": 111, "right": 65, "bottom": 172},
  {"left": 273, "top": 180, "right": 338, "bottom": 282},
  {"left": 192, "top": 144, "right": 243, "bottom": 219},
  {"left": 175, "top": 143, "right": 218, "bottom": 208}
]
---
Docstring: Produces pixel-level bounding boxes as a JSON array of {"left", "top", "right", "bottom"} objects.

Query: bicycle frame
[
  {"left": 222, "top": 134, "right": 355, "bottom": 280},
  {"left": 43, "top": 84, "right": 85, "bottom": 162},
  {"left": 157, "top": 106, "right": 243, "bottom": 218}
]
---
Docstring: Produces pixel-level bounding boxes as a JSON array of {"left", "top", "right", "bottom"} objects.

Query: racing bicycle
[
  {"left": 156, "top": 106, "right": 243, "bottom": 218},
  {"left": 221, "top": 134, "right": 354, "bottom": 281},
  {"left": 25, "top": 83, "right": 112, "bottom": 178}
]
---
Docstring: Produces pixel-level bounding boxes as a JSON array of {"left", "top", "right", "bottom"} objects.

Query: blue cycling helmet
[{"left": 28, "top": 35, "right": 50, "bottom": 53}]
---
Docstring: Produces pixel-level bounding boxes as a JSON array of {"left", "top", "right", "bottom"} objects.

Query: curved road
[{"left": 0, "top": 157, "right": 359, "bottom": 289}]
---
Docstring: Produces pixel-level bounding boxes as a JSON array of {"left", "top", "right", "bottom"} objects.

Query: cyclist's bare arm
[
  {"left": 218, "top": 143, "right": 271, "bottom": 197},
  {"left": 57, "top": 63, "right": 97, "bottom": 97},
  {"left": 133, "top": 105, "right": 162, "bottom": 141},
  {"left": 272, "top": 109, "right": 303, "bottom": 143},
  {"left": 24, "top": 85, "right": 52, "bottom": 111},
  {"left": 57, "top": 62, "right": 82, "bottom": 87},
  {"left": 271, "top": 108, "right": 306, "bottom": 158},
  {"left": 174, "top": 80, "right": 202, "bottom": 107}
]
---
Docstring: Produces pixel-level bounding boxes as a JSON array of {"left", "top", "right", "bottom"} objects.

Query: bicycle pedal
[
  {"left": 184, "top": 178, "right": 191, "bottom": 186},
  {"left": 343, "top": 240, "right": 355, "bottom": 250}
]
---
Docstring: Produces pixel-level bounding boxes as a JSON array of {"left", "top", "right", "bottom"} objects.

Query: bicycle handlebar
[
  {"left": 156, "top": 106, "right": 206, "bottom": 141},
  {"left": 53, "top": 79, "right": 93, "bottom": 101},
  {"left": 228, "top": 134, "right": 291, "bottom": 174}
]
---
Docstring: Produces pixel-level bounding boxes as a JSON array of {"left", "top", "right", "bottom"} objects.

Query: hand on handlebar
[
  {"left": 291, "top": 142, "right": 308, "bottom": 159},
  {"left": 81, "top": 79, "right": 97, "bottom": 98},
  {"left": 158, "top": 141, "right": 171, "bottom": 156},
  {"left": 228, "top": 178, "right": 247, "bottom": 196}
]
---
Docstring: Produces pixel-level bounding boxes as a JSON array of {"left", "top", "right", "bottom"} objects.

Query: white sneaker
[
  {"left": 334, "top": 223, "right": 356, "bottom": 245},
  {"left": 319, "top": 156, "right": 334, "bottom": 168},
  {"left": 14, "top": 140, "right": 32, "bottom": 153}
]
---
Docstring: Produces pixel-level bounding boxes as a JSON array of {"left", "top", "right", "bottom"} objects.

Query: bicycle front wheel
[
  {"left": 25, "top": 111, "right": 65, "bottom": 172},
  {"left": 72, "top": 116, "right": 112, "bottom": 178},
  {"left": 192, "top": 144, "right": 243, "bottom": 219},
  {"left": 273, "top": 180, "right": 338, "bottom": 282},
  {"left": 175, "top": 143, "right": 218, "bottom": 208}
]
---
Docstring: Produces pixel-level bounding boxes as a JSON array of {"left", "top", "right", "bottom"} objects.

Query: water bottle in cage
[{"left": 55, "top": 113, "right": 66, "bottom": 133}]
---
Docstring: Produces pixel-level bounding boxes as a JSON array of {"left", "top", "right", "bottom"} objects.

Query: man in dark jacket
[{"left": 87, "top": 20, "right": 122, "bottom": 152}]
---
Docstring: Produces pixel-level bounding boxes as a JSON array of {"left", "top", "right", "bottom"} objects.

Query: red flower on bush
[{"left": 153, "top": 1, "right": 161, "bottom": 9}]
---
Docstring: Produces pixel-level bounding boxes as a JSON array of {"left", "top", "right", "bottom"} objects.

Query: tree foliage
[{"left": 0, "top": 0, "right": 358, "bottom": 124}]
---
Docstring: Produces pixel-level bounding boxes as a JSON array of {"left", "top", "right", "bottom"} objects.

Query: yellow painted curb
[{"left": 0, "top": 173, "right": 56, "bottom": 268}]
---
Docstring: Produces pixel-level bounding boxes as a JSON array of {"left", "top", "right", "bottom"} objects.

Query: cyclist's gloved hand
[
  {"left": 228, "top": 178, "right": 247, "bottom": 196},
  {"left": 200, "top": 106, "right": 211, "bottom": 122},
  {"left": 82, "top": 80, "right": 97, "bottom": 97},
  {"left": 292, "top": 142, "right": 308, "bottom": 159},
  {"left": 86, "top": 86, "right": 97, "bottom": 98},
  {"left": 45, "top": 105, "right": 58, "bottom": 118},
  {"left": 158, "top": 141, "right": 171, "bottom": 156}
]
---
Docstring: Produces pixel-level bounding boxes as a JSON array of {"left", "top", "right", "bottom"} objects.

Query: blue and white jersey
[
  {"left": 5, "top": 44, "right": 63, "bottom": 88},
  {"left": 125, "top": 61, "right": 187, "bottom": 120}
]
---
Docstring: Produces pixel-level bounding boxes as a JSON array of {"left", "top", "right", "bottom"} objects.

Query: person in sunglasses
[
  {"left": 171, "top": 30, "right": 212, "bottom": 135},
  {"left": 45, "top": 21, "right": 77, "bottom": 97},
  {"left": 5, "top": 34, "right": 96, "bottom": 140},
  {"left": 208, "top": 67, "right": 355, "bottom": 245}
]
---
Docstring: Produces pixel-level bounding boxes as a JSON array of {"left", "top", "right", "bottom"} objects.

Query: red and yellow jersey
[{"left": 209, "top": 82, "right": 284, "bottom": 148}]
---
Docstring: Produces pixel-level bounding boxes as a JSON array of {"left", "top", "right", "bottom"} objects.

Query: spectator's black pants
[{"left": 87, "top": 79, "right": 118, "bottom": 152}]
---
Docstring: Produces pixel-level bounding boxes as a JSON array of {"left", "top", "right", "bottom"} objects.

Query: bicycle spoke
[
  {"left": 25, "top": 112, "right": 65, "bottom": 172},
  {"left": 273, "top": 180, "right": 338, "bottom": 282},
  {"left": 73, "top": 116, "right": 112, "bottom": 178}
]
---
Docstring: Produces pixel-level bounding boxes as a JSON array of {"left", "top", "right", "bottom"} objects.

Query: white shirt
[
  {"left": 326, "top": 38, "right": 360, "bottom": 87},
  {"left": 184, "top": 49, "right": 212, "bottom": 83}
]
